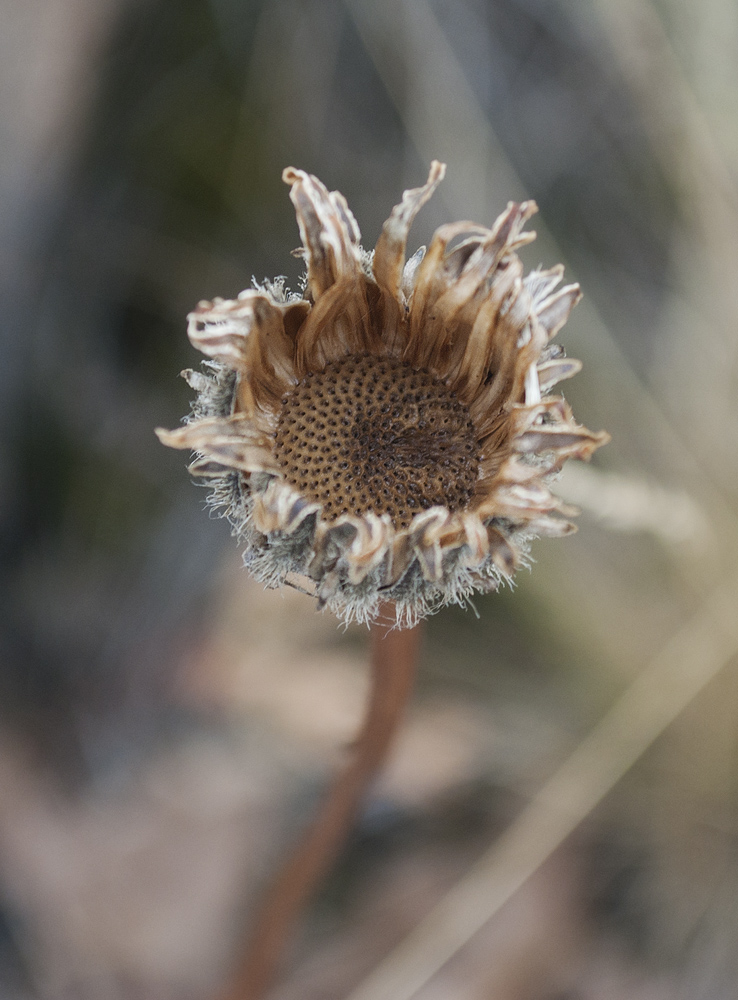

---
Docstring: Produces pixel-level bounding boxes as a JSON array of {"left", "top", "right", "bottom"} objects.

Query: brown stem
[{"left": 218, "top": 614, "right": 422, "bottom": 1000}]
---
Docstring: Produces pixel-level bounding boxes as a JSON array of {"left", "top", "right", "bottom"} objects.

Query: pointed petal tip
[
  {"left": 282, "top": 166, "right": 303, "bottom": 186},
  {"left": 428, "top": 160, "right": 447, "bottom": 183},
  {"left": 155, "top": 426, "right": 183, "bottom": 449}
]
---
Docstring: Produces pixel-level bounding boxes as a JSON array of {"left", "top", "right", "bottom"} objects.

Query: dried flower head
[{"left": 157, "top": 163, "right": 608, "bottom": 626}]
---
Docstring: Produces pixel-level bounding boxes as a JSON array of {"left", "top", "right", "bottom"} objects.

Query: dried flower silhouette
[{"left": 157, "top": 162, "right": 608, "bottom": 626}]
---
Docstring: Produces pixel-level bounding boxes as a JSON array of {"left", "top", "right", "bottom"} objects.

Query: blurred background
[{"left": 2, "top": 0, "right": 738, "bottom": 996}]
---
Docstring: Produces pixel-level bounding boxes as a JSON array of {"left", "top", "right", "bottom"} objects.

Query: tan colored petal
[
  {"left": 475, "top": 481, "right": 561, "bottom": 522},
  {"left": 493, "top": 455, "right": 556, "bottom": 485},
  {"left": 403, "top": 221, "right": 486, "bottom": 369},
  {"left": 188, "top": 292, "right": 299, "bottom": 412},
  {"left": 383, "top": 532, "right": 414, "bottom": 587},
  {"left": 373, "top": 161, "right": 446, "bottom": 303},
  {"left": 294, "top": 277, "right": 381, "bottom": 372},
  {"left": 454, "top": 512, "right": 490, "bottom": 568},
  {"left": 524, "top": 265, "right": 564, "bottom": 306},
  {"left": 445, "top": 256, "right": 521, "bottom": 402},
  {"left": 252, "top": 479, "right": 320, "bottom": 535},
  {"left": 283, "top": 168, "right": 363, "bottom": 300},
  {"left": 486, "top": 525, "right": 518, "bottom": 576},
  {"left": 156, "top": 417, "right": 280, "bottom": 475},
  {"left": 345, "top": 513, "right": 392, "bottom": 584},
  {"left": 536, "top": 357, "right": 582, "bottom": 393},
  {"left": 308, "top": 517, "right": 359, "bottom": 583},
  {"left": 468, "top": 279, "right": 542, "bottom": 435},
  {"left": 401, "top": 246, "right": 426, "bottom": 299},
  {"left": 407, "top": 201, "right": 536, "bottom": 376},
  {"left": 535, "top": 282, "right": 582, "bottom": 341},
  {"left": 409, "top": 507, "right": 453, "bottom": 582},
  {"left": 527, "top": 515, "right": 578, "bottom": 537},
  {"left": 513, "top": 424, "right": 611, "bottom": 460}
]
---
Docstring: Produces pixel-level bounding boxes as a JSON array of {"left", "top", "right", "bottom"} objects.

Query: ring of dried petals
[{"left": 157, "top": 163, "right": 609, "bottom": 626}]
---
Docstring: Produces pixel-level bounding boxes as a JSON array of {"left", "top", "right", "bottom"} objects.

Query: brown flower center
[{"left": 274, "top": 354, "right": 479, "bottom": 529}]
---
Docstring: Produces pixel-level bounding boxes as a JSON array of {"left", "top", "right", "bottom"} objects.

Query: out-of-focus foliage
[{"left": 2, "top": 0, "right": 738, "bottom": 997}]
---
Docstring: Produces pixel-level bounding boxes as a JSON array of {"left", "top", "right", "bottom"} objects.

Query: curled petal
[
  {"left": 409, "top": 201, "right": 537, "bottom": 376},
  {"left": 528, "top": 515, "right": 578, "bottom": 537},
  {"left": 155, "top": 417, "right": 280, "bottom": 475},
  {"left": 468, "top": 278, "right": 541, "bottom": 432},
  {"left": 514, "top": 425, "right": 611, "bottom": 460},
  {"left": 494, "top": 455, "right": 556, "bottom": 485},
  {"left": 294, "top": 278, "right": 380, "bottom": 372},
  {"left": 456, "top": 513, "right": 490, "bottom": 568},
  {"left": 403, "top": 221, "right": 486, "bottom": 369},
  {"left": 188, "top": 292, "right": 298, "bottom": 411},
  {"left": 537, "top": 357, "right": 582, "bottom": 393},
  {"left": 383, "top": 532, "right": 414, "bottom": 587},
  {"left": 486, "top": 525, "right": 517, "bottom": 576},
  {"left": 410, "top": 507, "right": 452, "bottom": 582},
  {"left": 477, "top": 482, "right": 561, "bottom": 522},
  {"left": 524, "top": 265, "right": 564, "bottom": 307},
  {"left": 536, "top": 283, "right": 582, "bottom": 341},
  {"left": 346, "top": 513, "right": 392, "bottom": 584},
  {"left": 446, "top": 256, "right": 521, "bottom": 402},
  {"left": 187, "top": 297, "right": 250, "bottom": 365},
  {"left": 401, "top": 246, "right": 426, "bottom": 299},
  {"left": 308, "top": 518, "right": 360, "bottom": 583},
  {"left": 283, "top": 168, "right": 363, "bottom": 300},
  {"left": 373, "top": 161, "right": 446, "bottom": 303},
  {"left": 252, "top": 480, "right": 321, "bottom": 535}
]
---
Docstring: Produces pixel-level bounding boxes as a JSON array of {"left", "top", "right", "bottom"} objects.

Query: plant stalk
[{"left": 219, "top": 614, "right": 422, "bottom": 1000}]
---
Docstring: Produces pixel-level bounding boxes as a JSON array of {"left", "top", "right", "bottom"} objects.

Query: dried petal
[{"left": 373, "top": 161, "right": 445, "bottom": 303}]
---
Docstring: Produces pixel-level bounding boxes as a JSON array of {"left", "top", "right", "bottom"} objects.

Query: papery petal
[
  {"left": 514, "top": 425, "right": 610, "bottom": 460},
  {"left": 283, "top": 168, "right": 363, "bottom": 300},
  {"left": 155, "top": 417, "right": 280, "bottom": 474},
  {"left": 528, "top": 515, "right": 578, "bottom": 537},
  {"left": 524, "top": 265, "right": 564, "bottom": 307},
  {"left": 188, "top": 292, "right": 299, "bottom": 411},
  {"left": 535, "top": 283, "right": 582, "bottom": 341},
  {"left": 345, "top": 513, "right": 392, "bottom": 584},
  {"left": 407, "top": 201, "right": 537, "bottom": 376},
  {"left": 294, "top": 278, "right": 380, "bottom": 372},
  {"left": 536, "top": 357, "right": 582, "bottom": 392},
  {"left": 373, "top": 161, "right": 445, "bottom": 304},
  {"left": 468, "top": 280, "right": 541, "bottom": 434},
  {"left": 410, "top": 507, "right": 452, "bottom": 581},
  {"left": 455, "top": 512, "right": 490, "bottom": 568},
  {"left": 447, "top": 257, "right": 522, "bottom": 402},
  {"left": 252, "top": 479, "right": 321, "bottom": 535},
  {"left": 486, "top": 525, "right": 517, "bottom": 576},
  {"left": 475, "top": 481, "right": 562, "bottom": 522},
  {"left": 308, "top": 518, "right": 363, "bottom": 605},
  {"left": 401, "top": 246, "right": 426, "bottom": 299},
  {"left": 403, "top": 221, "right": 486, "bottom": 369}
]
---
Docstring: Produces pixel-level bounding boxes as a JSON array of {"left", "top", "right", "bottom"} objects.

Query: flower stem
[{"left": 218, "top": 615, "right": 422, "bottom": 1000}]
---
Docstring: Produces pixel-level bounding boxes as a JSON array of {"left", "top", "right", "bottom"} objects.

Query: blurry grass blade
[{"left": 560, "top": 464, "right": 714, "bottom": 551}]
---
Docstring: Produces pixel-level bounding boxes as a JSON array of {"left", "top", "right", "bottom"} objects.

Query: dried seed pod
[{"left": 157, "top": 164, "right": 609, "bottom": 626}]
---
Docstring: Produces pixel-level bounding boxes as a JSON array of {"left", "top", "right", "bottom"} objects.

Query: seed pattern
[{"left": 274, "top": 353, "right": 479, "bottom": 529}]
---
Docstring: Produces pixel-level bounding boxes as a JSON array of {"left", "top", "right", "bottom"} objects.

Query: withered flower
[{"left": 157, "top": 163, "right": 608, "bottom": 626}]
